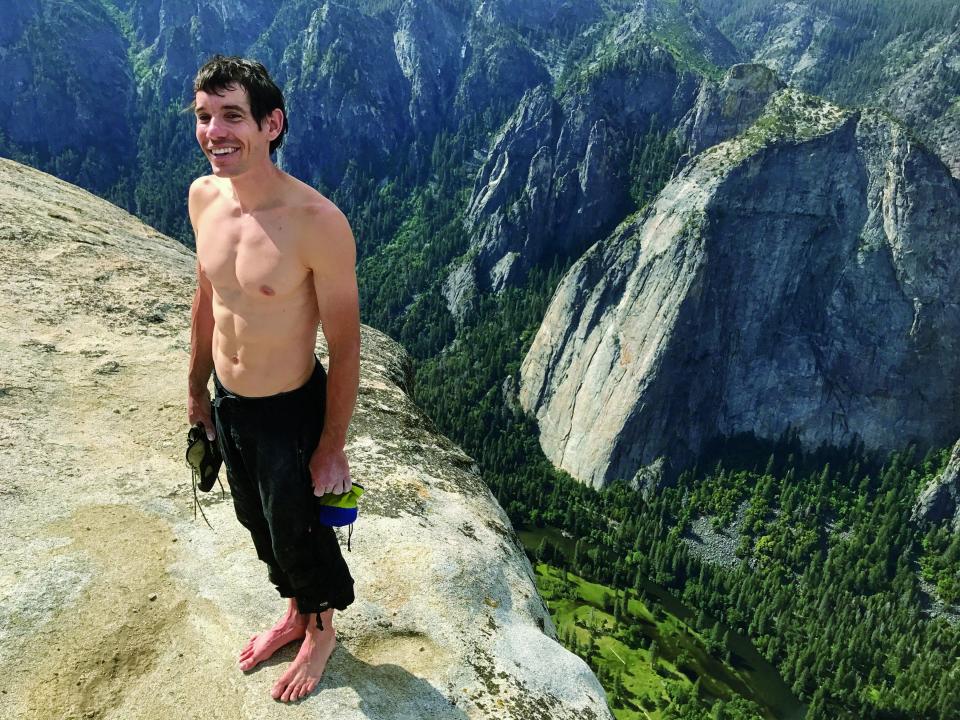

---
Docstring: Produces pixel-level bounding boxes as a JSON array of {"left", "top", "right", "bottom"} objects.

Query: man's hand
[
  {"left": 309, "top": 444, "right": 352, "bottom": 496},
  {"left": 188, "top": 388, "right": 216, "bottom": 441}
]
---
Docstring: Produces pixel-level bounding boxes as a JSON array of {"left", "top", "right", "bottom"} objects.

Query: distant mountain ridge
[
  {"left": 0, "top": 0, "right": 629, "bottom": 240},
  {"left": 700, "top": 0, "right": 960, "bottom": 177},
  {"left": 3, "top": 0, "right": 954, "bottom": 243}
]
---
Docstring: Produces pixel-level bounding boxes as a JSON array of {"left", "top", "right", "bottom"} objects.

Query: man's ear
[{"left": 267, "top": 108, "right": 284, "bottom": 140}]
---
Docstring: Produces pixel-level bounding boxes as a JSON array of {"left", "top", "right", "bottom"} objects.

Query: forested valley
[{"left": 347, "top": 97, "right": 960, "bottom": 719}]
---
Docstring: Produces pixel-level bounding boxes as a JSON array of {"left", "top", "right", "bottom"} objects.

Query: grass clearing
[{"left": 533, "top": 562, "right": 772, "bottom": 719}]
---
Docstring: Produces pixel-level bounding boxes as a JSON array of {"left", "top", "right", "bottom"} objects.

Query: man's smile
[{"left": 210, "top": 147, "right": 238, "bottom": 156}]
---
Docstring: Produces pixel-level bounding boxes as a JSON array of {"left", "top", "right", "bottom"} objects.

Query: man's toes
[
  {"left": 298, "top": 683, "right": 311, "bottom": 699},
  {"left": 289, "top": 681, "right": 305, "bottom": 703},
  {"left": 272, "top": 669, "right": 295, "bottom": 700},
  {"left": 280, "top": 681, "right": 297, "bottom": 703}
]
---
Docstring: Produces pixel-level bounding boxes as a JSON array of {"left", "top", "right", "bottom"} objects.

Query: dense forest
[
  {"left": 515, "top": 440, "right": 960, "bottom": 719},
  {"left": 346, "top": 29, "right": 960, "bottom": 718},
  {"left": 385, "top": 137, "right": 960, "bottom": 716}
]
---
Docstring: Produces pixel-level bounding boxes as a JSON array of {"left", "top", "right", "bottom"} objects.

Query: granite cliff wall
[{"left": 520, "top": 89, "right": 960, "bottom": 488}]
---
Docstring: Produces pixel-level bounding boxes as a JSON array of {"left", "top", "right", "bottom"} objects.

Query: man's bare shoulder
[
  {"left": 188, "top": 175, "right": 223, "bottom": 226},
  {"left": 189, "top": 174, "right": 222, "bottom": 201},
  {"left": 299, "top": 197, "right": 347, "bottom": 226},
  {"left": 284, "top": 175, "right": 337, "bottom": 217},
  {"left": 288, "top": 185, "right": 354, "bottom": 271}
]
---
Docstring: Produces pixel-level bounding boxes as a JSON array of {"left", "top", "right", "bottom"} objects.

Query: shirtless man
[{"left": 186, "top": 55, "right": 360, "bottom": 703}]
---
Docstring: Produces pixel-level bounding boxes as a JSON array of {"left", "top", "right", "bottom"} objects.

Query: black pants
[{"left": 212, "top": 358, "right": 355, "bottom": 625}]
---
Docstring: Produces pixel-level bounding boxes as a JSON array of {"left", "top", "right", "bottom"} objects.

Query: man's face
[{"left": 194, "top": 84, "right": 279, "bottom": 178}]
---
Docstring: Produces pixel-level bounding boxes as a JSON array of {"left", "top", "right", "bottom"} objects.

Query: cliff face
[
  {"left": 678, "top": 63, "right": 784, "bottom": 158},
  {"left": 440, "top": 0, "right": 747, "bottom": 321},
  {"left": 278, "top": 1, "right": 415, "bottom": 192},
  {"left": 394, "top": 0, "right": 468, "bottom": 139},
  {"left": 0, "top": 158, "right": 611, "bottom": 720},
  {"left": 915, "top": 441, "right": 960, "bottom": 532},
  {"left": 873, "top": 30, "right": 960, "bottom": 179},
  {"left": 519, "top": 89, "right": 960, "bottom": 488},
  {"left": 445, "top": 41, "right": 701, "bottom": 320},
  {"left": 129, "top": 0, "right": 282, "bottom": 101}
]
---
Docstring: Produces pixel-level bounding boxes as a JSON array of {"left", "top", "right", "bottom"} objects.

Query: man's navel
[{"left": 260, "top": 285, "right": 276, "bottom": 297}]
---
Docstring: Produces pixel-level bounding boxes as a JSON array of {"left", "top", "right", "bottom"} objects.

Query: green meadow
[{"left": 533, "top": 563, "right": 771, "bottom": 720}]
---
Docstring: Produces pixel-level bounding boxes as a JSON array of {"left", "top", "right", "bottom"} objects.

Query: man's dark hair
[{"left": 191, "top": 55, "right": 288, "bottom": 154}]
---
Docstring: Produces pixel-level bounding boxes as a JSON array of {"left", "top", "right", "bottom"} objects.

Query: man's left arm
[{"left": 302, "top": 203, "right": 361, "bottom": 496}]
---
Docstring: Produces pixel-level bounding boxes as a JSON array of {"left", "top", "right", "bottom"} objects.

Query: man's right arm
[{"left": 187, "top": 178, "right": 216, "bottom": 439}]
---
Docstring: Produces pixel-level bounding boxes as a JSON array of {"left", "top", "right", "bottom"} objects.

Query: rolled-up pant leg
[
  {"left": 252, "top": 407, "right": 355, "bottom": 619},
  {"left": 213, "top": 364, "right": 355, "bottom": 625}
]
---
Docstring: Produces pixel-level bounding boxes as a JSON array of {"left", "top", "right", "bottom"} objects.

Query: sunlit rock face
[{"left": 520, "top": 90, "right": 960, "bottom": 488}]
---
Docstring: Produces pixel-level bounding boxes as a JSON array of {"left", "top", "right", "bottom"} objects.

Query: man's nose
[{"left": 206, "top": 117, "right": 228, "bottom": 139}]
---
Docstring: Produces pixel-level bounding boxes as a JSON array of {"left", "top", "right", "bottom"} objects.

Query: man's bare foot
[
  {"left": 271, "top": 609, "right": 336, "bottom": 702},
  {"left": 239, "top": 599, "right": 309, "bottom": 672}
]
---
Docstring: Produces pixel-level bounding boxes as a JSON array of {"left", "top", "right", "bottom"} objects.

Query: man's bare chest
[{"left": 197, "top": 212, "right": 308, "bottom": 300}]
